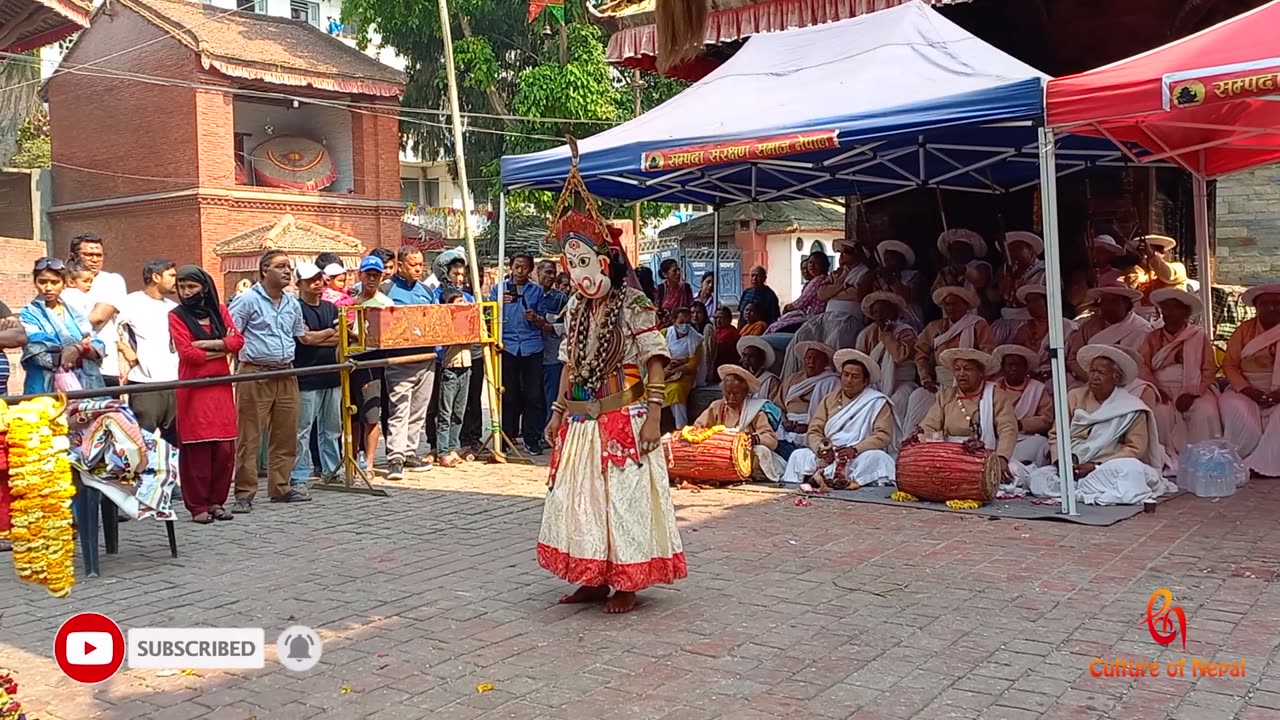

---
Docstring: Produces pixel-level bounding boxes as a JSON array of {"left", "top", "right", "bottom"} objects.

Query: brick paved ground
[{"left": 3, "top": 461, "right": 1280, "bottom": 720}]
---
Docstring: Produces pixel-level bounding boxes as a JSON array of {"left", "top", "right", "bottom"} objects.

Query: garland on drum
[
  {"left": 5, "top": 397, "right": 76, "bottom": 597},
  {"left": 680, "top": 425, "right": 726, "bottom": 443}
]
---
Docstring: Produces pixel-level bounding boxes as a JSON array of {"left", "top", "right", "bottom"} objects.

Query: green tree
[
  {"left": 11, "top": 107, "right": 51, "bottom": 169},
  {"left": 341, "top": 0, "right": 686, "bottom": 220}
]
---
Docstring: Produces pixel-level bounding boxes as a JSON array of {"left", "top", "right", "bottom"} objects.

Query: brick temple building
[{"left": 45, "top": 0, "right": 405, "bottom": 292}]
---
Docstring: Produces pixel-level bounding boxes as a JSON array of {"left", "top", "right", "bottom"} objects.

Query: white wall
[
  {"left": 234, "top": 100, "right": 354, "bottom": 192},
  {"left": 763, "top": 230, "right": 843, "bottom": 302}
]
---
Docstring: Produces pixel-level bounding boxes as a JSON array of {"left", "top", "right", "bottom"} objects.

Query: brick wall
[
  {"left": 0, "top": 236, "right": 51, "bottom": 394},
  {"left": 1215, "top": 165, "right": 1280, "bottom": 286},
  {"left": 48, "top": 6, "right": 203, "bottom": 205},
  {"left": 53, "top": 203, "right": 204, "bottom": 289}
]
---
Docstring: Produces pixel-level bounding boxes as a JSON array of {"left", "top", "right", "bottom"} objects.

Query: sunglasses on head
[{"left": 34, "top": 257, "right": 66, "bottom": 272}]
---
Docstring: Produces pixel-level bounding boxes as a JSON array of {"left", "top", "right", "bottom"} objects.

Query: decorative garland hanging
[{"left": 6, "top": 397, "right": 76, "bottom": 598}]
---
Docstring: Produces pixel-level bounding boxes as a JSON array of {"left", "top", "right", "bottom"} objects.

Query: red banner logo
[{"left": 641, "top": 130, "right": 839, "bottom": 172}]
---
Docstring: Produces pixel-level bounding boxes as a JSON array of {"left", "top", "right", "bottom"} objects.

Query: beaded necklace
[
  {"left": 955, "top": 386, "right": 983, "bottom": 436},
  {"left": 565, "top": 288, "right": 626, "bottom": 400}
]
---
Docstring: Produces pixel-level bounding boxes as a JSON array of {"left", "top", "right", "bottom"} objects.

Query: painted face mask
[{"left": 556, "top": 211, "right": 611, "bottom": 299}]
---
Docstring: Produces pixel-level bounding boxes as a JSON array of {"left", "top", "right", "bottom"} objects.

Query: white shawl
[
  {"left": 1070, "top": 388, "right": 1161, "bottom": 468},
  {"left": 943, "top": 383, "right": 996, "bottom": 451},
  {"left": 821, "top": 388, "right": 890, "bottom": 479},
  {"left": 754, "top": 371, "right": 780, "bottom": 401},
  {"left": 781, "top": 371, "right": 840, "bottom": 442},
  {"left": 1151, "top": 324, "right": 1207, "bottom": 398},
  {"left": 858, "top": 322, "right": 913, "bottom": 395},
  {"left": 1092, "top": 312, "right": 1153, "bottom": 350},
  {"left": 737, "top": 399, "right": 767, "bottom": 431},
  {"left": 1241, "top": 321, "right": 1280, "bottom": 389},
  {"left": 666, "top": 325, "right": 703, "bottom": 361},
  {"left": 933, "top": 313, "right": 981, "bottom": 349},
  {"left": 1008, "top": 379, "right": 1046, "bottom": 420}
]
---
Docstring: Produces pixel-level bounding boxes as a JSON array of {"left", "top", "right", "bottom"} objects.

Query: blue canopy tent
[{"left": 499, "top": 0, "right": 1159, "bottom": 515}]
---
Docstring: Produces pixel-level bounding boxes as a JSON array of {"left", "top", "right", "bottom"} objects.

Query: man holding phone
[{"left": 491, "top": 253, "right": 546, "bottom": 454}]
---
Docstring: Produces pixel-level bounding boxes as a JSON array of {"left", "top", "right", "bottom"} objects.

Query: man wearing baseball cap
[{"left": 291, "top": 261, "right": 343, "bottom": 494}]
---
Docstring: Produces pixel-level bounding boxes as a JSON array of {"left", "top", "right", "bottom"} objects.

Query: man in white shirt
[
  {"left": 71, "top": 233, "right": 130, "bottom": 386},
  {"left": 117, "top": 259, "right": 180, "bottom": 442}
]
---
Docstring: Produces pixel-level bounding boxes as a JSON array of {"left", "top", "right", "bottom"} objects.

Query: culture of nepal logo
[{"left": 1088, "top": 588, "right": 1246, "bottom": 679}]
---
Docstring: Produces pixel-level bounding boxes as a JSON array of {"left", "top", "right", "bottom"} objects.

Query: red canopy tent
[{"left": 1042, "top": 0, "right": 1280, "bottom": 334}]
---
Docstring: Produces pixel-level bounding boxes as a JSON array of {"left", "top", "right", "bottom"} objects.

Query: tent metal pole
[
  {"left": 1193, "top": 172, "right": 1215, "bottom": 336},
  {"left": 1038, "top": 127, "right": 1079, "bottom": 517},
  {"left": 713, "top": 207, "right": 721, "bottom": 309}
]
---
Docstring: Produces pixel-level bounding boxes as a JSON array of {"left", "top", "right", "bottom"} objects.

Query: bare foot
[
  {"left": 603, "top": 591, "right": 638, "bottom": 614},
  {"left": 559, "top": 585, "right": 610, "bottom": 604}
]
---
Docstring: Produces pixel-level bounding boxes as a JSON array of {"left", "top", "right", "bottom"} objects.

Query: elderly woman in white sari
[
  {"left": 781, "top": 238, "right": 869, "bottom": 376},
  {"left": 1029, "top": 345, "right": 1175, "bottom": 505},
  {"left": 1220, "top": 283, "right": 1280, "bottom": 476},
  {"left": 991, "top": 345, "right": 1052, "bottom": 469},
  {"left": 19, "top": 257, "right": 106, "bottom": 394},
  {"left": 856, "top": 291, "right": 918, "bottom": 434},
  {"left": 1139, "top": 288, "right": 1221, "bottom": 473},
  {"left": 663, "top": 306, "right": 703, "bottom": 427},
  {"left": 782, "top": 349, "right": 896, "bottom": 492},
  {"left": 737, "top": 336, "right": 780, "bottom": 404},
  {"left": 692, "top": 365, "right": 785, "bottom": 482},
  {"left": 992, "top": 231, "right": 1047, "bottom": 345},
  {"left": 775, "top": 341, "right": 841, "bottom": 459},
  {"left": 1067, "top": 287, "right": 1153, "bottom": 383}
]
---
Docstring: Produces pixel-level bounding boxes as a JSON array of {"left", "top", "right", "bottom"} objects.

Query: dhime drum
[
  {"left": 663, "top": 427, "right": 753, "bottom": 485},
  {"left": 896, "top": 441, "right": 999, "bottom": 503}
]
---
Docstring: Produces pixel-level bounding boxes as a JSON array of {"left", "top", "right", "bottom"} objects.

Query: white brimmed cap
[
  {"left": 939, "top": 347, "right": 994, "bottom": 374},
  {"left": 1091, "top": 234, "right": 1126, "bottom": 255},
  {"left": 1005, "top": 231, "right": 1044, "bottom": 256},
  {"left": 937, "top": 229, "right": 987, "bottom": 258},
  {"left": 717, "top": 364, "right": 761, "bottom": 393},
  {"left": 295, "top": 261, "right": 322, "bottom": 280},
  {"left": 322, "top": 262, "right": 346, "bottom": 277},
  {"left": 932, "top": 285, "right": 980, "bottom": 309},
  {"left": 833, "top": 349, "right": 880, "bottom": 385},
  {"left": 794, "top": 341, "right": 835, "bottom": 364},
  {"left": 736, "top": 336, "right": 776, "bottom": 368},
  {"left": 875, "top": 240, "right": 915, "bottom": 267},
  {"left": 1086, "top": 285, "right": 1143, "bottom": 304},
  {"left": 1150, "top": 287, "right": 1202, "bottom": 319},
  {"left": 992, "top": 344, "right": 1039, "bottom": 375},
  {"left": 1140, "top": 234, "right": 1177, "bottom": 251},
  {"left": 1078, "top": 344, "right": 1140, "bottom": 385},
  {"left": 1243, "top": 282, "right": 1280, "bottom": 306},
  {"left": 862, "top": 290, "right": 906, "bottom": 318},
  {"left": 1016, "top": 284, "right": 1047, "bottom": 304}
]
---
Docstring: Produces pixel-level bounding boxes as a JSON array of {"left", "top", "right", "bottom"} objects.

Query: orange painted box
[{"left": 364, "top": 304, "right": 482, "bottom": 349}]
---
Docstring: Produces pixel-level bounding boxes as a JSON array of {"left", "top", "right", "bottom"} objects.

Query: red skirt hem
[{"left": 537, "top": 543, "right": 688, "bottom": 592}]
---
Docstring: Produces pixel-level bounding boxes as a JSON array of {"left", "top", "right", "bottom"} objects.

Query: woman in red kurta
[{"left": 168, "top": 265, "right": 244, "bottom": 523}]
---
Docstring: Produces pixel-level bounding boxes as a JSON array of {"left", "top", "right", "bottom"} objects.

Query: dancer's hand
[
  {"left": 545, "top": 411, "right": 562, "bottom": 448},
  {"left": 639, "top": 412, "right": 661, "bottom": 454}
]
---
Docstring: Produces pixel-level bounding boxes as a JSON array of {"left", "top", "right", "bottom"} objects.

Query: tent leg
[
  {"left": 713, "top": 207, "right": 721, "bottom": 309},
  {"left": 1038, "top": 127, "right": 1078, "bottom": 517},
  {"left": 1193, "top": 173, "right": 1215, "bottom": 337}
]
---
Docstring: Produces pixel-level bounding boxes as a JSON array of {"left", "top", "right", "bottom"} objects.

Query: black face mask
[{"left": 180, "top": 291, "right": 205, "bottom": 308}]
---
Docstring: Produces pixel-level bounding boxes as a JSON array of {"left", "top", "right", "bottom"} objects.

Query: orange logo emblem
[{"left": 1145, "top": 588, "right": 1187, "bottom": 650}]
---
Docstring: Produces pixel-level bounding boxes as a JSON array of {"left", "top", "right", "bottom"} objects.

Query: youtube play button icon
[{"left": 55, "top": 613, "right": 124, "bottom": 684}]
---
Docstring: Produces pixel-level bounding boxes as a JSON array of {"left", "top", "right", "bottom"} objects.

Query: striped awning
[{"left": 603, "top": 0, "right": 973, "bottom": 80}]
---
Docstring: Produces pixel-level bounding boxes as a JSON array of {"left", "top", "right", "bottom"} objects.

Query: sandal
[
  {"left": 210, "top": 507, "right": 234, "bottom": 521},
  {"left": 192, "top": 512, "right": 214, "bottom": 524},
  {"left": 439, "top": 452, "right": 463, "bottom": 468}
]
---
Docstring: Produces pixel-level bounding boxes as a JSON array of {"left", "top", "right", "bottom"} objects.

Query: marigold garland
[
  {"left": 680, "top": 424, "right": 725, "bottom": 444},
  {"left": 6, "top": 397, "right": 76, "bottom": 598},
  {"left": 890, "top": 491, "right": 919, "bottom": 502},
  {"left": 945, "top": 499, "right": 982, "bottom": 510}
]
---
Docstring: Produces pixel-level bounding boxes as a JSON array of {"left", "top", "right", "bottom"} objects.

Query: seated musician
[
  {"left": 1012, "top": 284, "right": 1077, "bottom": 383},
  {"left": 931, "top": 229, "right": 990, "bottom": 296},
  {"left": 903, "top": 285, "right": 995, "bottom": 437},
  {"left": 692, "top": 364, "right": 785, "bottom": 483},
  {"left": 1140, "top": 288, "right": 1221, "bottom": 470},
  {"left": 1067, "top": 286, "right": 1153, "bottom": 383},
  {"left": 782, "top": 238, "right": 869, "bottom": 376},
  {"left": 910, "top": 348, "right": 1016, "bottom": 482},
  {"left": 992, "top": 231, "right": 1046, "bottom": 345},
  {"left": 1029, "top": 345, "right": 1174, "bottom": 504},
  {"left": 1068, "top": 235, "right": 1128, "bottom": 306},
  {"left": 1136, "top": 235, "right": 1188, "bottom": 292},
  {"left": 856, "top": 291, "right": 918, "bottom": 431},
  {"left": 781, "top": 349, "right": 896, "bottom": 492},
  {"left": 1220, "top": 283, "right": 1280, "bottom": 476},
  {"left": 775, "top": 341, "right": 840, "bottom": 460},
  {"left": 856, "top": 240, "right": 925, "bottom": 329},
  {"left": 991, "top": 345, "right": 1052, "bottom": 469},
  {"left": 736, "top": 335, "right": 780, "bottom": 404}
]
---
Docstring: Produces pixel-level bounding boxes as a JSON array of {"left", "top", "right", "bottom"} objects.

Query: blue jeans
[
  {"left": 543, "top": 361, "right": 563, "bottom": 427},
  {"left": 436, "top": 366, "right": 471, "bottom": 453},
  {"left": 291, "top": 386, "right": 341, "bottom": 485}
]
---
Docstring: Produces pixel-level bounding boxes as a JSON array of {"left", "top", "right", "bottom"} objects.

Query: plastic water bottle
[{"left": 1177, "top": 440, "right": 1245, "bottom": 498}]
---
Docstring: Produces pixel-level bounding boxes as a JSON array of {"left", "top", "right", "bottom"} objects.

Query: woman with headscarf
[
  {"left": 168, "top": 265, "right": 245, "bottom": 524},
  {"left": 19, "top": 257, "right": 105, "bottom": 394}
]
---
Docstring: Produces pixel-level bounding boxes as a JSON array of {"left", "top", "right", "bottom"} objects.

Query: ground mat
[{"left": 733, "top": 483, "right": 1184, "bottom": 526}]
